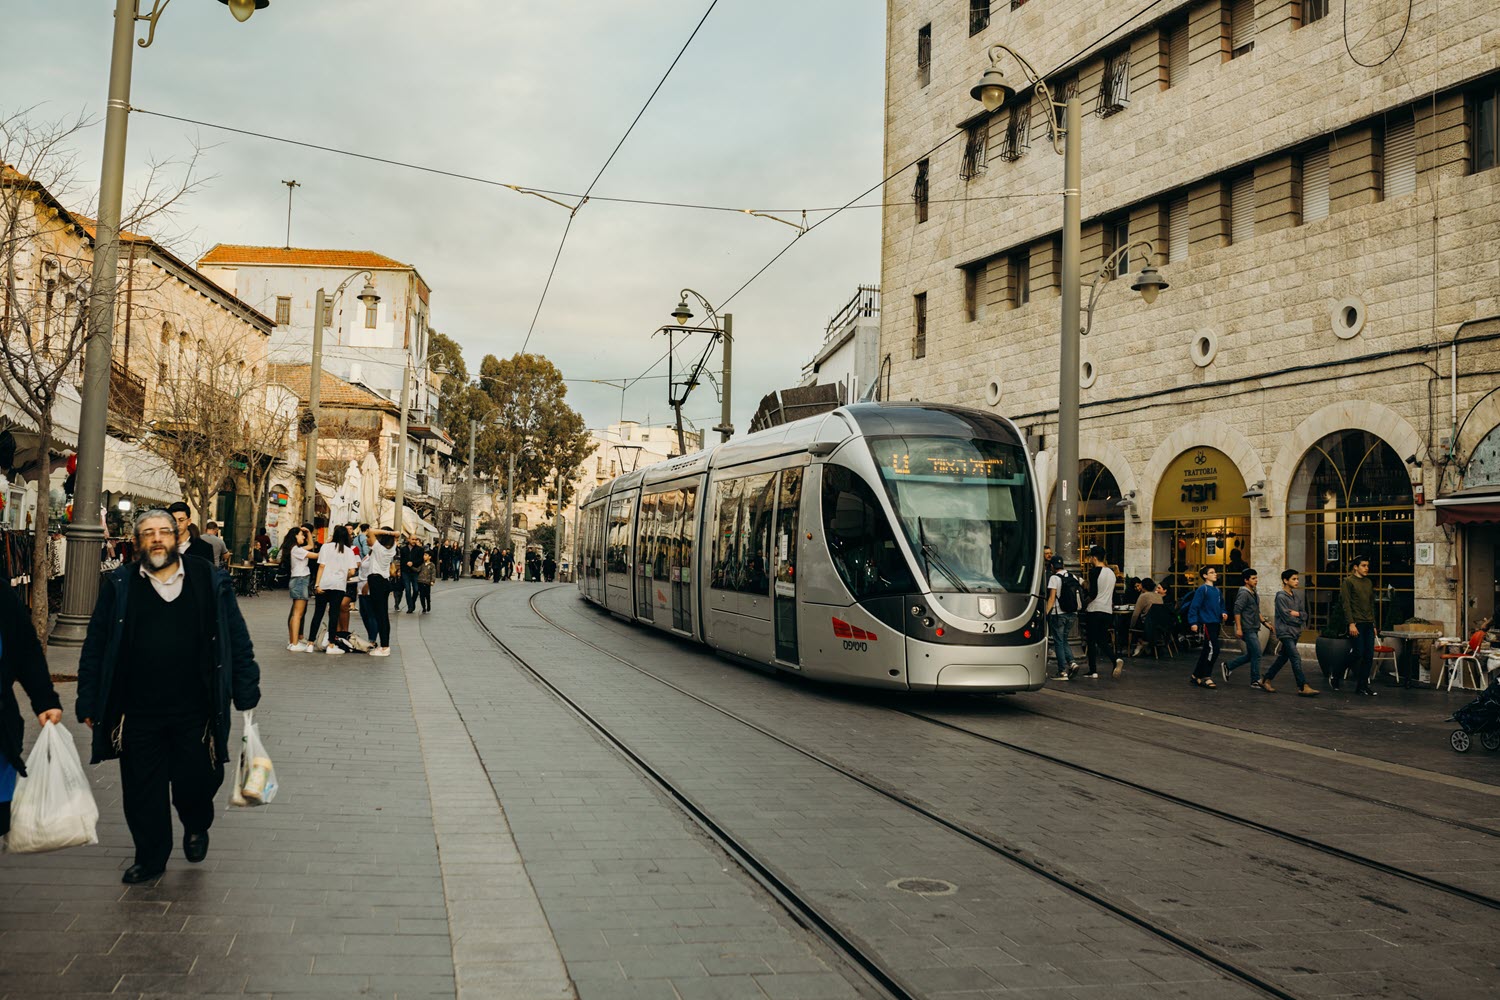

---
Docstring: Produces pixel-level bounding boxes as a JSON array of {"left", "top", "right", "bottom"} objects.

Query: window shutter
[
  {"left": 1168, "top": 196, "right": 1189, "bottom": 263},
  {"left": 1302, "top": 147, "right": 1329, "bottom": 222},
  {"left": 1230, "top": 174, "right": 1255, "bottom": 244},
  {"left": 1384, "top": 117, "right": 1417, "bottom": 198},
  {"left": 1167, "top": 22, "right": 1189, "bottom": 86},
  {"left": 1231, "top": 0, "right": 1257, "bottom": 53}
]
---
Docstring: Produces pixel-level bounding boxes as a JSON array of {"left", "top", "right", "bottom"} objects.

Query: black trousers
[
  {"left": 1084, "top": 611, "right": 1114, "bottom": 671},
  {"left": 367, "top": 575, "right": 392, "bottom": 646},
  {"left": 119, "top": 712, "right": 224, "bottom": 869}
]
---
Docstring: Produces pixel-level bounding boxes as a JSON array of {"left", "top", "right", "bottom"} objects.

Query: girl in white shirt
[
  {"left": 359, "top": 528, "right": 399, "bottom": 656},
  {"left": 283, "top": 526, "right": 314, "bottom": 650},
  {"left": 309, "top": 525, "right": 359, "bottom": 653}
]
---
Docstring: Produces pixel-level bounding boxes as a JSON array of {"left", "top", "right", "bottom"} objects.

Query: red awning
[{"left": 1434, "top": 487, "right": 1500, "bottom": 525}]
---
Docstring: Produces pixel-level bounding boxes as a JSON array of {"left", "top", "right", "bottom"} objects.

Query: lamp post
[
  {"left": 302, "top": 271, "right": 379, "bottom": 525},
  {"left": 669, "top": 289, "right": 732, "bottom": 449},
  {"left": 54, "top": 0, "right": 269, "bottom": 647},
  {"left": 968, "top": 44, "right": 1166, "bottom": 566}
]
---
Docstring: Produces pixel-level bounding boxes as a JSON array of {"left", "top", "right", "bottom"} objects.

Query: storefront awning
[
  {"left": 1434, "top": 486, "right": 1500, "bottom": 525},
  {"left": 102, "top": 436, "right": 183, "bottom": 505}
]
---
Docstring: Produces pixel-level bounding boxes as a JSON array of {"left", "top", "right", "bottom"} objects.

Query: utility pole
[
  {"left": 554, "top": 469, "right": 563, "bottom": 575},
  {"left": 463, "top": 418, "right": 476, "bottom": 554},
  {"left": 301, "top": 288, "right": 326, "bottom": 525},
  {"left": 717, "top": 312, "right": 733, "bottom": 444},
  {"left": 1055, "top": 96, "right": 1083, "bottom": 566},
  {"left": 394, "top": 364, "right": 411, "bottom": 534},
  {"left": 504, "top": 452, "right": 515, "bottom": 559},
  {"left": 281, "top": 179, "right": 300, "bottom": 248}
]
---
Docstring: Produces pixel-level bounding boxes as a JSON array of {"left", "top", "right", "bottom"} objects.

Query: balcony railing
[
  {"left": 108, "top": 359, "right": 146, "bottom": 428},
  {"left": 824, "top": 285, "right": 881, "bottom": 339}
]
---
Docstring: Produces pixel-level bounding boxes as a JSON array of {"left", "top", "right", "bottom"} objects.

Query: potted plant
[{"left": 1314, "top": 594, "right": 1352, "bottom": 680}]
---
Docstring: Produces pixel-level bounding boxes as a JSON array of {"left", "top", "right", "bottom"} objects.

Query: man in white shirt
[{"left": 1082, "top": 544, "right": 1124, "bottom": 680}]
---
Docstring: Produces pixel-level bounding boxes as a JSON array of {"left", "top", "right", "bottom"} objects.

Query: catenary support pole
[
  {"left": 1055, "top": 96, "right": 1082, "bottom": 566},
  {"left": 394, "top": 365, "right": 410, "bottom": 534},
  {"left": 302, "top": 288, "right": 326, "bottom": 526},
  {"left": 719, "top": 312, "right": 733, "bottom": 443},
  {"left": 54, "top": 0, "right": 139, "bottom": 646},
  {"left": 463, "top": 418, "right": 476, "bottom": 554},
  {"left": 505, "top": 452, "right": 515, "bottom": 559}
]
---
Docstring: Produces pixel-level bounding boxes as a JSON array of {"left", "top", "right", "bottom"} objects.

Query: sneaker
[
  {"left": 1250, "top": 680, "right": 1264, "bottom": 691},
  {"left": 1054, "top": 669, "right": 1071, "bottom": 681},
  {"left": 1220, "top": 660, "right": 1230, "bottom": 683},
  {"left": 370, "top": 647, "right": 391, "bottom": 657},
  {"left": 325, "top": 645, "right": 345, "bottom": 655},
  {"left": 287, "top": 642, "right": 306, "bottom": 652},
  {"left": 1112, "top": 658, "right": 1124, "bottom": 679},
  {"left": 1082, "top": 671, "right": 1100, "bottom": 679}
]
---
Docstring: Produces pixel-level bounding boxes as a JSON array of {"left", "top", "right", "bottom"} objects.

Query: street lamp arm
[
  {"left": 979, "top": 44, "right": 1066, "bottom": 156},
  {"left": 1081, "top": 240, "right": 1162, "bottom": 337},
  {"left": 333, "top": 269, "right": 375, "bottom": 298},
  {"left": 677, "top": 288, "right": 721, "bottom": 332},
  {"left": 135, "top": 0, "right": 174, "bottom": 48}
]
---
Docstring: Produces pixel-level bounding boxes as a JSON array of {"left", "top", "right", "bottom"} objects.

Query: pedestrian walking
[
  {"left": 2, "top": 579, "right": 63, "bottom": 840},
  {"left": 1044, "top": 555, "right": 1079, "bottom": 680},
  {"left": 1187, "top": 566, "right": 1229, "bottom": 687},
  {"left": 1081, "top": 545, "right": 1122, "bottom": 680},
  {"left": 1265, "top": 569, "right": 1319, "bottom": 696},
  {"left": 1340, "top": 554, "right": 1378, "bottom": 696},
  {"left": 417, "top": 551, "right": 436, "bottom": 612},
  {"left": 543, "top": 553, "right": 557, "bottom": 582},
  {"left": 308, "top": 525, "right": 358, "bottom": 654},
  {"left": 167, "top": 502, "right": 215, "bottom": 563},
  {"left": 75, "top": 509, "right": 261, "bottom": 883},
  {"left": 282, "top": 526, "right": 314, "bottom": 651},
  {"left": 399, "top": 535, "right": 423, "bottom": 613},
  {"left": 202, "top": 521, "right": 229, "bottom": 568},
  {"left": 1223, "top": 568, "right": 1272, "bottom": 689}
]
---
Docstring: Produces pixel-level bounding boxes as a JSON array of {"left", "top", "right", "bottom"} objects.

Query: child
[{"left": 417, "top": 550, "right": 436, "bottom": 613}]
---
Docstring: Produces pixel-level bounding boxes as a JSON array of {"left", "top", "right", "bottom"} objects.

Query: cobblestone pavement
[{"left": 484, "top": 585, "right": 1500, "bottom": 1000}]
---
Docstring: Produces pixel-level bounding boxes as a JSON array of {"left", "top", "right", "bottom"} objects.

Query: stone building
[{"left": 878, "top": 0, "right": 1500, "bottom": 637}]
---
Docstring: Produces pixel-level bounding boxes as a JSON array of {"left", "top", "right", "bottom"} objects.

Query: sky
[{"left": 1, "top": 0, "right": 887, "bottom": 436}]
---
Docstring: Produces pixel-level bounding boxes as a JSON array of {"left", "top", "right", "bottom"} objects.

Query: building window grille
[
  {"left": 913, "top": 293, "right": 927, "bottom": 359},
  {"left": 1229, "top": 173, "right": 1256, "bottom": 244},
  {"left": 960, "top": 118, "right": 989, "bottom": 180},
  {"left": 1230, "top": 0, "right": 1257, "bottom": 58},
  {"left": 917, "top": 24, "right": 931, "bottom": 88},
  {"left": 997, "top": 101, "right": 1030, "bottom": 161},
  {"left": 1167, "top": 195, "right": 1189, "bottom": 263},
  {"left": 1096, "top": 49, "right": 1131, "bottom": 117},
  {"left": 1384, "top": 116, "right": 1417, "bottom": 198},
  {"left": 1473, "top": 86, "right": 1498, "bottom": 173},
  {"left": 1166, "top": 20, "right": 1189, "bottom": 87},
  {"left": 914, "top": 159, "right": 930, "bottom": 223},
  {"left": 275, "top": 296, "right": 290, "bottom": 326},
  {"left": 1301, "top": 0, "right": 1329, "bottom": 25},
  {"left": 969, "top": 0, "right": 990, "bottom": 36},
  {"left": 1011, "top": 248, "right": 1030, "bottom": 306},
  {"left": 1302, "top": 146, "right": 1330, "bottom": 222}
]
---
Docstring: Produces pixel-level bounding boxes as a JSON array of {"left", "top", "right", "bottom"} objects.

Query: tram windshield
[{"left": 869, "top": 435, "right": 1036, "bottom": 594}]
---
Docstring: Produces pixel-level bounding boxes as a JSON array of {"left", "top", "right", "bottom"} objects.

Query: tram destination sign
[{"left": 884, "top": 448, "right": 1023, "bottom": 484}]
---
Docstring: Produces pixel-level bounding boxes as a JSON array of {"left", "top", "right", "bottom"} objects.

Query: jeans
[
  {"left": 1193, "top": 622, "right": 1221, "bottom": 679},
  {"left": 1225, "top": 631, "right": 1263, "bottom": 682},
  {"left": 1084, "top": 611, "right": 1114, "bottom": 673},
  {"left": 1349, "top": 622, "right": 1376, "bottom": 689},
  {"left": 1049, "top": 613, "right": 1076, "bottom": 673},
  {"left": 403, "top": 572, "right": 420, "bottom": 611},
  {"left": 1265, "top": 633, "right": 1307, "bottom": 687}
]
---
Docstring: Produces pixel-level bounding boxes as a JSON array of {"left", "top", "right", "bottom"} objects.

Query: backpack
[{"left": 1056, "top": 571, "right": 1084, "bottom": 614}]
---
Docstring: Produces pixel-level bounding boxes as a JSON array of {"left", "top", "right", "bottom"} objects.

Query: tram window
[
  {"left": 821, "top": 465, "right": 917, "bottom": 599},
  {"left": 637, "top": 493, "right": 657, "bottom": 575},
  {"left": 711, "top": 478, "right": 742, "bottom": 589},
  {"left": 652, "top": 491, "right": 676, "bottom": 581},
  {"left": 607, "top": 499, "right": 631, "bottom": 575},
  {"left": 740, "top": 474, "right": 776, "bottom": 596},
  {"left": 680, "top": 485, "right": 698, "bottom": 583}
]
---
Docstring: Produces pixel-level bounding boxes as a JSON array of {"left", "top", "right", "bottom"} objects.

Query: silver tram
[{"left": 574, "top": 403, "right": 1047, "bottom": 691}]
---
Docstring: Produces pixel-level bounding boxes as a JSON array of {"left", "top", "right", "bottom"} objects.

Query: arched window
[
  {"left": 1046, "top": 459, "right": 1125, "bottom": 571},
  {"left": 1286, "top": 429, "right": 1413, "bottom": 629}
]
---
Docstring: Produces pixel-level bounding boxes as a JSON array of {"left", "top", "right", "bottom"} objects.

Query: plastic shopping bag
[
  {"left": 229, "top": 710, "right": 277, "bottom": 807},
  {"left": 4, "top": 722, "right": 99, "bottom": 854}
]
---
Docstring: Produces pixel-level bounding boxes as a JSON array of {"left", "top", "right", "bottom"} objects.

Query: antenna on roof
[{"left": 281, "top": 180, "right": 300, "bottom": 249}]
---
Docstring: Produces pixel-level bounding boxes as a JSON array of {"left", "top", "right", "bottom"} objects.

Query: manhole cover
[{"left": 888, "top": 877, "right": 957, "bottom": 896}]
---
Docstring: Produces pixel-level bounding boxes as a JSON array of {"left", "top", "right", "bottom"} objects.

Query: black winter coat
[
  {"left": 75, "top": 555, "right": 260, "bottom": 766},
  {"left": 0, "top": 584, "right": 61, "bottom": 777}
]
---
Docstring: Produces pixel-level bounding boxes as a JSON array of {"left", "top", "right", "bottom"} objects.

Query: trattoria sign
[{"left": 1152, "top": 447, "right": 1249, "bottom": 519}]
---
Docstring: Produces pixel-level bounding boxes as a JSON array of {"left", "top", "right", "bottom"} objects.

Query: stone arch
[
  {"left": 1036, "top": 430, "right": 1141, "bottom": 511},
  {"left": 1454, "top": 390, "right": 1500, "bottom": 487},
  {"left": 1137, "top": 418, "right": 1266, "bottom": 525},
  {"left": 1268, "top": 402, "right": 1422, "bottom": 516}
]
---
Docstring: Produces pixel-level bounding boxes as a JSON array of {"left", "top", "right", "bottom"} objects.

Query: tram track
[{"left": 487, "top": 587, "right": 1306, "bottom": 1000}]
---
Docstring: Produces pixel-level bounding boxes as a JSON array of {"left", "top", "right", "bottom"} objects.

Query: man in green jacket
[{"left": 1339, "top": 555, "right": 1377, "bottom": 696}]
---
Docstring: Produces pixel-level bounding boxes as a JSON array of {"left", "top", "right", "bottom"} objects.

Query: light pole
[
  {"left": 669, "top": 289, "right": 732, "bottom": 449},
  {"left": 54, "top": 0, "right": 269, "bottom": 647},
  {"left": 968, "top": 44, "right": 1166, "bottom": 566},
  {"left": 302, "top": 271, "right": 380, "bottom": 526}
]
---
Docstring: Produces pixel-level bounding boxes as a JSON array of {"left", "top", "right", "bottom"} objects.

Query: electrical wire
[
  {"left": 1343, "top": 0, "right": 1412, "bottom": 68},
  {"left": 519, "top": 0, "right": 720, "bottom": 353}
]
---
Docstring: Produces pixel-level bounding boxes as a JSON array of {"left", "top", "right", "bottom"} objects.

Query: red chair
[{"left": 1440, "top": 630, "right": 1487, "bottom": 691}]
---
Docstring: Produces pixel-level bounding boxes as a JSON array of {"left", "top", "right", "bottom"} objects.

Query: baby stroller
[{"left": 1448, "top": 678, "right": 1500, "bottom": 753}]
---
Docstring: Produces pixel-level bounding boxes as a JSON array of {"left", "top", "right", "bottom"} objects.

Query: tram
[{"left": 575, "top": 402, "right": 1047, "bottom": 691}]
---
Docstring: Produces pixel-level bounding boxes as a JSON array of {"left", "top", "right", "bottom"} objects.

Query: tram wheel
[{"left": 1450, "top": 729, "right": 1473, "bottom": 754}]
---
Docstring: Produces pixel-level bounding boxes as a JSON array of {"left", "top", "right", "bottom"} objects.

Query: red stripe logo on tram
[{"left": 831, "top": 617, "right": 877, "bottom": 641}]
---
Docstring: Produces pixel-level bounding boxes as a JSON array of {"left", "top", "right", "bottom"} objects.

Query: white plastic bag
[
  {"left": 229, "top": 710, "right": 277, "bottom": 807},
  {"left": 4, "top": 722, "right": 99, "bottom": 854}
]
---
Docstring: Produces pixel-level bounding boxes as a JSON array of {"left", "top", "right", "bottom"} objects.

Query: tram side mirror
[{"left": 808, "top": 441, "right": 839, "bottom": 458}]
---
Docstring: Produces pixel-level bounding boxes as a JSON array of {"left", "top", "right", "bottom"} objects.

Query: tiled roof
[
  {"left": 267, "top": 364, "right": 397, "bottom": 412},
  {"left": 198, "top": 245, "right": 414, "bottom": 270}
]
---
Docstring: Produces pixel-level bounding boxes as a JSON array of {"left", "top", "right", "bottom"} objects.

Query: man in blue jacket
[{"left": 76, "top": 509, "right": 261, "bottom": 884}]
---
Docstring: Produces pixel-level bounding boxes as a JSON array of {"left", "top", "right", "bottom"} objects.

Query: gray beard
[{"left": 144, "top": 547, "right": 181, "bottom": 571}]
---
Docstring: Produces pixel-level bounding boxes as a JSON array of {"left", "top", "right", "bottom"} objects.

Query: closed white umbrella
[
  {"left": 331, "top": 460, "right": 361, "bottom": 524},
  {"left": 360, "top": 451, "right": 380, "bottom": 527}
]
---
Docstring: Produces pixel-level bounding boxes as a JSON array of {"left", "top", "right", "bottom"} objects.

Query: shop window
[
  {"left": 1150, "top": 447, "right": 1253, "bottom": 608},
  {"left": 821, "top": 464, "right": 916, "bottom": 600},
  {"left": 1285, "top": 429, "right": 1414, "bottom": 632}
]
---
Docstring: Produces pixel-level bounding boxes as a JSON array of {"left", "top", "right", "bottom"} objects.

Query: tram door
[
  {"left": 773, "top": 468, "right": 802, "bottom": 663},
  {"left": 672, "top": 486, "right": 698, "bottom": 633}
]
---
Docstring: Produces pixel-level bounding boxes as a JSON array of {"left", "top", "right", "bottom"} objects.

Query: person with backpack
[
  {"left": 1187, "top": 565, "right": 1229, "bottom": 687},
  {"left": 1044, "top": 555, "right": 1080, "bottom": 680}
]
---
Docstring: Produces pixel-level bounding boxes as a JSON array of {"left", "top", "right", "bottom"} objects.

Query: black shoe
[
  {"left": 183, "top": 831, "right": 209, "bottom": 863},
  {"left": 122, "top": 863, "right": 165, "bottom": 884},
  {"left": 1329, "top": 678, "right": 1342, "bottom": 690},
  {"left": 1356, "top": 686, "right": 1377, "bottom": 697}
]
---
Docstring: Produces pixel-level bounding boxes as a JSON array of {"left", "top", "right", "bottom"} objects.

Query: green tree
[
  {"left": 475, "top": 353, "right": 593, "bottom": 497},
  {"left": 428, "top": 329, "right": 471, "bottom": 435}
]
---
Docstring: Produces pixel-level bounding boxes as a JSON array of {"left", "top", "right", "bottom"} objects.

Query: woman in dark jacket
[{"left": 1, "top": 583, "right": 63, "bottom": 837}]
